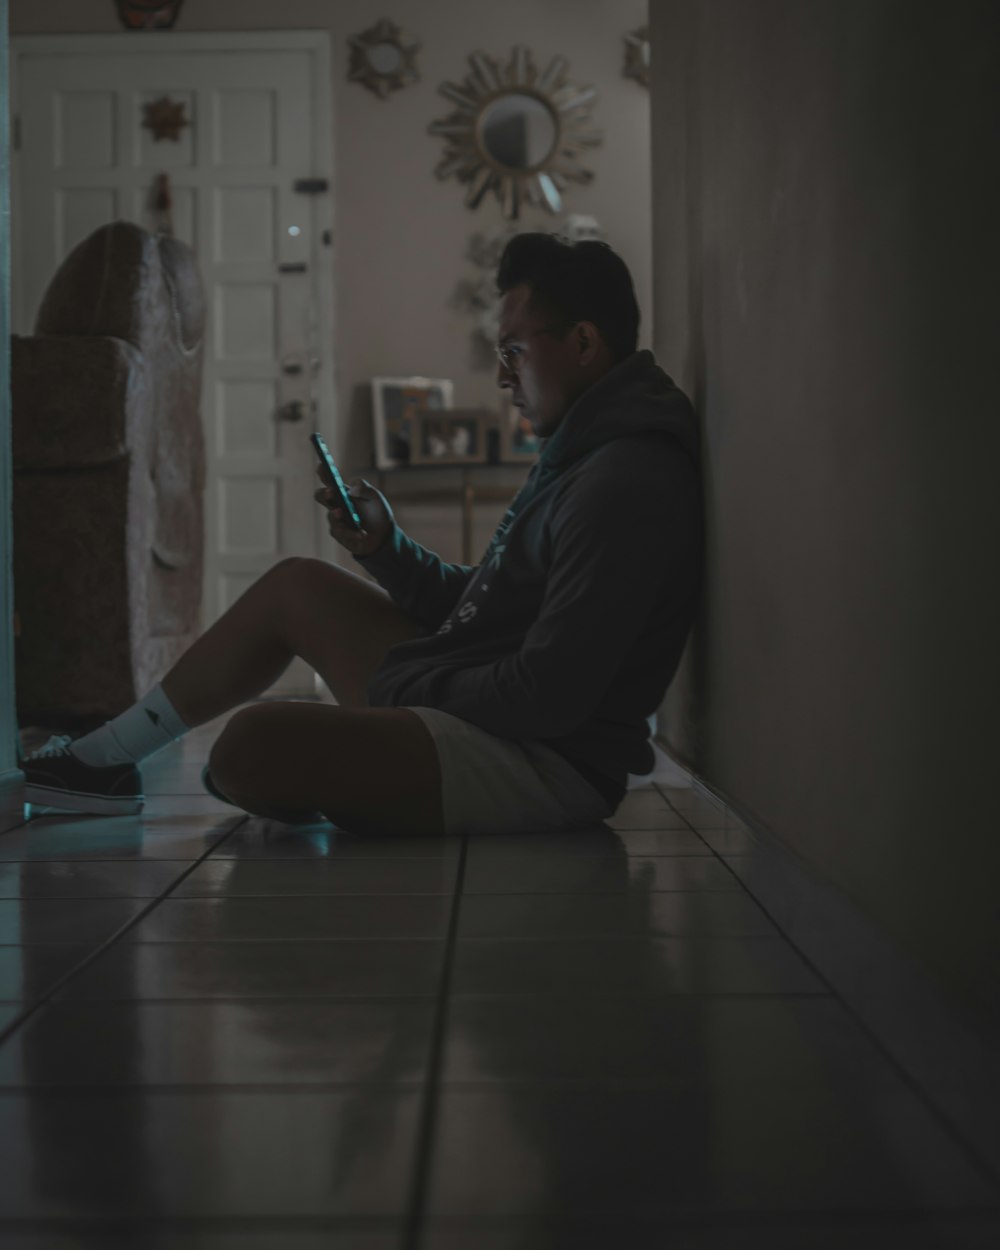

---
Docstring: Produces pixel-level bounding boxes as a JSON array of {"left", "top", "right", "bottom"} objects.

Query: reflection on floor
[{"left": 0, "top": 720, "right": 997, "bottom": 1249}]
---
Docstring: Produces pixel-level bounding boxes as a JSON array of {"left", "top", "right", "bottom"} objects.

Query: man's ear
[{"left": 574, "top": 320, "right": 609, "bottom": 368}]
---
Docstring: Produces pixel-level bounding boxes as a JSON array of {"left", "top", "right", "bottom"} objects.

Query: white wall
[{"left": 9, "top": 0, "right": 651, "bottom": 476}]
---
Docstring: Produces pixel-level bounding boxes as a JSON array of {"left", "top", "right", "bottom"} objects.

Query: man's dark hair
[{"left": 496, "top": 232, "right": 640, "bottom": 363}]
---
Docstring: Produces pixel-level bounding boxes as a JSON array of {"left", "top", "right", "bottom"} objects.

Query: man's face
[{"left": 496, "top": 283, "right": 587, "bottom": 439}]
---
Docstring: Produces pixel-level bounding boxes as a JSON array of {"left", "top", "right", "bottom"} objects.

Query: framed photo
[
  {"left": 371, "top": 376, "right": 454, "bottom": 469},
  {"left": 500, "top": 393, "right": 543, "bottom": 462},
  {"left": 410, "top": 408, "right": 489, "bottom": 465}
]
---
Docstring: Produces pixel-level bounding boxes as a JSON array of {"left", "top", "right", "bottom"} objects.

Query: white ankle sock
[{"left": 70, "top": 684, "right": 190, "bottom": 767}]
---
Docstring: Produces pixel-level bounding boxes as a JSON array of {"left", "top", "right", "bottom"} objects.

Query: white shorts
[{"left": 406, "top": 706, "right": 615, "bottom": 837}]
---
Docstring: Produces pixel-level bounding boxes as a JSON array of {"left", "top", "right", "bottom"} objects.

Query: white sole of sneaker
[{"left": 24, "top": 785, "right": 145, "bottom": 817}]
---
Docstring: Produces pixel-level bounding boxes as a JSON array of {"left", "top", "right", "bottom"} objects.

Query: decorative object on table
[
  {"left": 115, "top": 0, "right": 185, "bottom": 30},
  {"left": 372, "top": 376, "right": 454, "bottom": 470},
  {"left": 347, "top": 18, "right": 421, "bottom": 99},
  {"left": 499, "top": 394, "right": 542, "bottom": 463},
  {"left": 142, "top": 96, "right": 190, "bottom": 143},
  {"left": 451, "top": 215, "right": 607, "bottom": 366},
  {"left": 561, "top": 213, "right": 606, "bottom": 243},
  {"left": 410, "top": 408, "right": 490, "bottom": 466},
  {"left": 429, "top": 46, "right": 602, "bottom": 220},
  {"left": 623, "top": 26, "right": 650, "bottom": 88}
]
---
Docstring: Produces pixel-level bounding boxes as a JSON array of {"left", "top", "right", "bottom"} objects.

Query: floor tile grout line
[
  {"left": 1, "top": 889, "right": 770, "bottom": 899},
  {"left": 0, "top": 1081, "right": 430, "bottom": 1094},
  {"left": 0, "top": 1216, "right": 407, "bottom": 1235},
  {"left": 0, "top": 939, "right": 800, "bottom": 949},
  {"left": 402, "top": 833, "right": 470, "bottom": 1250},
  {"left": 653, "top": 782, "right": 1000, "bottom": 1192},
  {"left": 0, "top": 1213, "right": 997, "bottom": 1238},
  {"left": 0, "top": 992, "right": 836, "bottom": 1004},
  {"left": 0, "top": 816, "right": 251, "bottom": 1048},
  {"left": 0, "top": 1072, "right": 950, "bottom": 1094}
]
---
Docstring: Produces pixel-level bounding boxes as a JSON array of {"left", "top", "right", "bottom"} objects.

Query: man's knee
[
  {"left": 266, "top": 555, "right": 356, "bottom": 619},
  {"left": 208, "top": 704, "right": 273, "bottom": 798}
]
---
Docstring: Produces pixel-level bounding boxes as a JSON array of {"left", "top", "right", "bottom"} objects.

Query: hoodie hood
[{"left": 537, "top": 349, "right": 701, "bottom": 472}]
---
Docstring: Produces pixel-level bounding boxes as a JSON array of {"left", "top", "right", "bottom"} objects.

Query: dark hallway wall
[{"left": 651, "top": 0, "right": 1000, "bottom": 1023}]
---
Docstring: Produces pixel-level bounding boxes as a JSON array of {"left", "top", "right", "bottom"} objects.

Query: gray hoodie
[{"left": 356, "top": 349, "right": 704, "bottom": 811}]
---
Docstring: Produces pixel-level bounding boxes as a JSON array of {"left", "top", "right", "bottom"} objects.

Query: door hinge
[{"left": 293, "top": 178, "right": 329, "bottom": 194}]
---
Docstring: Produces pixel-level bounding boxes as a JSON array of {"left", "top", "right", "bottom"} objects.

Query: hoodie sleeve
[
  {"left": 354, "top": 523, "right": 476, "bottom": 631},
  {"left": 382, "top": 442, "right": 702, "bottom": 738}
]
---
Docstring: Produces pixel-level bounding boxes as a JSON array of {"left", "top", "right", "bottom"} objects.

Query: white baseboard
[
  {"left": 655, "top": 750, "right": 1000, "bottom": 1184},
  {"left": 0, "top": 768, "right": 26, "bottom": 835}
]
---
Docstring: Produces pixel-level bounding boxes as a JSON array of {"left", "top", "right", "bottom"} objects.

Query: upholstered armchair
[{"left": 11, "top": 220, "right": 206, "bottom": 726}]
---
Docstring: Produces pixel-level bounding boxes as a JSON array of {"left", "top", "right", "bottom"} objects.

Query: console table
[{"left": 370, "top": 464, "right": 527, "bottom": 564}]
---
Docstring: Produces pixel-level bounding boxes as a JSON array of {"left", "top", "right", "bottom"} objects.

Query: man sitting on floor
[{"left": 23, "top": 233, "right": 704, "bottom": 837}]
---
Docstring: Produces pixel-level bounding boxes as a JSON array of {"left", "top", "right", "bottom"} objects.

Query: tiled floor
[{"left": 0, "top": 721, "right": 998, "bottom": 1248}]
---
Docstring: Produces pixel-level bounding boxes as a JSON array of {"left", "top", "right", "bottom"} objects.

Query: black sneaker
[{"left": 22, "top": 735, "right": 144, "bottom": 817}]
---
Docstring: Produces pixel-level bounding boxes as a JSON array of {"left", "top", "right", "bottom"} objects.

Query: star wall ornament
[
  {"left": 115, "top": 0, "right": 185, "bottom": 30},
  {"left": 142, "top": 96, "right": 190, "bottom": 143}
]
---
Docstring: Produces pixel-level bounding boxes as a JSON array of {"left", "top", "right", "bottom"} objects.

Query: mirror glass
[
  {"left": 368, "top": 42, "right": 403, "bottom": 75},
  {"left": 479, "top": 94, "right": 557, "bottom": 170}
]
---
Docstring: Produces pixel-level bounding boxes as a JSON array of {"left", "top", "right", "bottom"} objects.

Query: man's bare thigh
[{"left": 281, "top": 558, "right": 424, "bottom": 707}]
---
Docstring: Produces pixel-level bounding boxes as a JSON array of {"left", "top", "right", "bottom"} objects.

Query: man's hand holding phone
[{"left": 312, "top": 460, "right": 394, "bottom": 557}]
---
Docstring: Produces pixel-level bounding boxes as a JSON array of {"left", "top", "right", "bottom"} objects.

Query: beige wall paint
[
  {"left": 651, "top": 0, "right": 1000, "bottom": 1022},
  {"left": 9, "top": 0, "right": 651, "bottom": 474}
]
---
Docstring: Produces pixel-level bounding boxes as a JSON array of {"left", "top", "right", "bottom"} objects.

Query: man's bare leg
[
  {"left": 160, "top": 557, "right": 421, "bottom": 724},
  {"left": 208, "top": 702, "right": 444, "bottom": 836},
  {"left": 158, "top": 557, "right": 445, "bottom": 834}
]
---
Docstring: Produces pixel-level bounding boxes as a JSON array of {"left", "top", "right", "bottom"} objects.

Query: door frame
[{"left": 1, "top": 0, "right": 26, "bottom": 831}]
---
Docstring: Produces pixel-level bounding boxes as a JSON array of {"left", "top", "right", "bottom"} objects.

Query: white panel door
[{"left": 11, "top": 33, "right": 336, "bottom": 696}]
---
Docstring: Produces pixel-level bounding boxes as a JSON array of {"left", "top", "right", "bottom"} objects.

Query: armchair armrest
[{"left": 11, "top": 334, "right": 145, "bottom": 471}]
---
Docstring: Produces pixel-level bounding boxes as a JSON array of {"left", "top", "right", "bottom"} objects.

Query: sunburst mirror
[
  {"left": 623, "top": 26, "right": 650, "bottom": 88},
  {"left": 429, "top": 46, "right": 602, "bottom": 220}
]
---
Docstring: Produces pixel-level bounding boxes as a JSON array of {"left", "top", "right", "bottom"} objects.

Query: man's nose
[{"left": 497, "top": 362, "right": 514, "bottom": 388}]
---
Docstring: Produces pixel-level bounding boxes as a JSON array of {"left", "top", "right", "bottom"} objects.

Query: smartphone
[{"left": 310, "top": 433, "right": 363, "bottom": 531}]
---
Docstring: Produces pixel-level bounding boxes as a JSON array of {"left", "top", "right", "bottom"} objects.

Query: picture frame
[
  {"left": 499, "top": 392, "right": 543, "bottom": 462},
  {"left": 371, "top": 376, "right": 454, "bottom": 469},
  {"left": 410, "top": 408, "right": 489, "bottom": 466}
]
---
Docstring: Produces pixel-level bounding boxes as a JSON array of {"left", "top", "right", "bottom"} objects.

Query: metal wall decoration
[
  {"left": 623, "top": 26, "right": 650, "bottom": 88},
  {"left": 149, "top": 173, "right": 175, "bottom": 236},
  {"left": 429, "top": 47, "right": 602, "bottom": 221},
  {"left": 115, "top": 0, "right": 185, "bottom": 30},
  {"left": 347, "top": 18, "right": 421, "bottom": 100},
  {"left": 142, "top": 96, "right": 190, "bottom": 142},
  {"left": 451, "top": 215, "right": 607, "bottom": 363}
]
